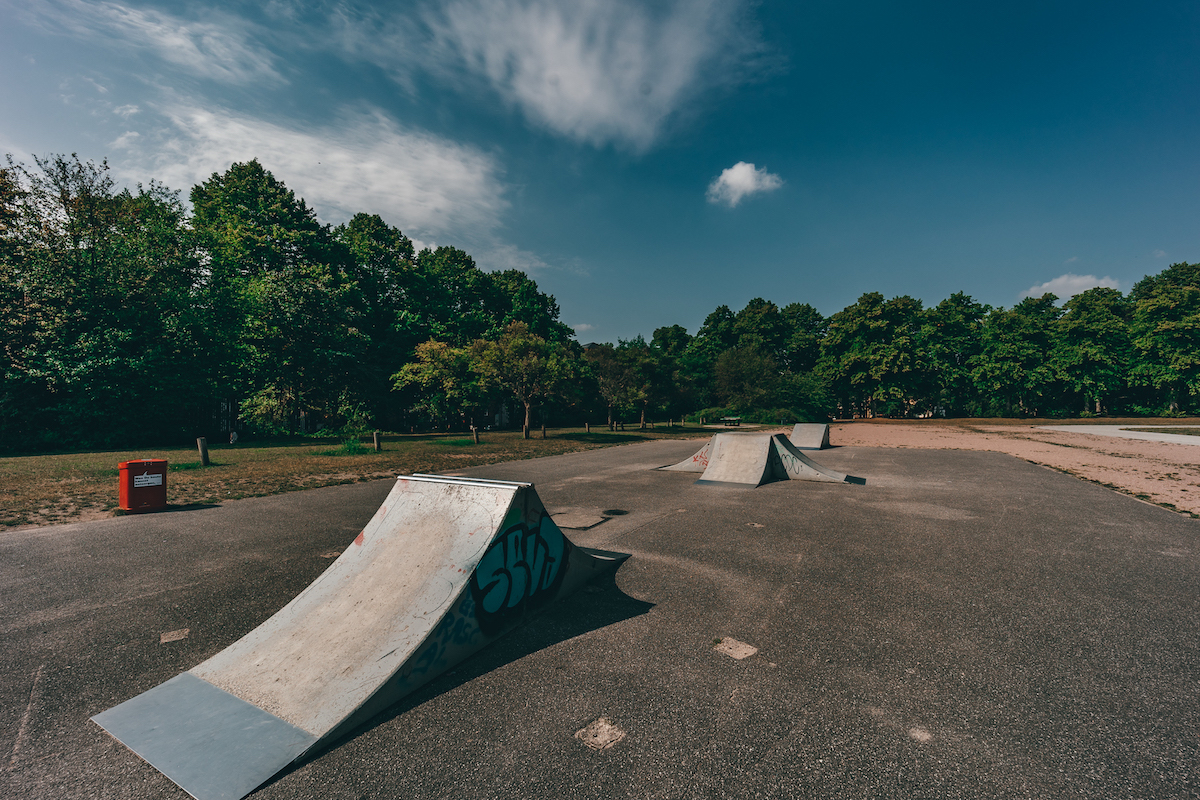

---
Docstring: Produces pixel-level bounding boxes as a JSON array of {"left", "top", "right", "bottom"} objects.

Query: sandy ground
[{"left": 830, "top": 419, "right": 1200, "bottom": 517}]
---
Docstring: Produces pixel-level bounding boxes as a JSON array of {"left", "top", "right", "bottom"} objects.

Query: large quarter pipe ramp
[{"left": 91, "top": 475, "right": 628, "bottom": 800}]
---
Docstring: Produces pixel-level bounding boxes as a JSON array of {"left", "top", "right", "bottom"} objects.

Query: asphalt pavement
[{"left": 2, "top": 439, "right": 1198, "bottom": 799}]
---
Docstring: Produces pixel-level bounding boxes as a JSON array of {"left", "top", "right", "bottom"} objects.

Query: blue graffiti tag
[{"left": 469, "top": 511, "right": 568, "bottom": 636}]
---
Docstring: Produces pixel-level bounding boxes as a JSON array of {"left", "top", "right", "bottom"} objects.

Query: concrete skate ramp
[
  {"left": 789, "top": 423, "right": 830, "bottom": 449},
  {"left": 91, "top": 475, "right": 628, "bottom": 800},
  {"left": 663, "top": 433, "right": 864, "bottom": 487},
  {"left": 659, "top": 435, "right": 715, "bottom": 472}
]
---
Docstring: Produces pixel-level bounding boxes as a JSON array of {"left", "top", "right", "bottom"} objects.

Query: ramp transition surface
[
  {"left": 660, "top": 433, "right": 864, "bottom": 487},
  {"left": 789, "top": 423, "right": 830, "bottom": 449},
  {"left": 91, "top": 475, "right": 628, "bottom": 800}
]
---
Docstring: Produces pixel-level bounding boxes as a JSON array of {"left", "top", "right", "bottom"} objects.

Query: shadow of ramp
[{"left": 269, "top": 568, "right": 653, "bottom": 779}]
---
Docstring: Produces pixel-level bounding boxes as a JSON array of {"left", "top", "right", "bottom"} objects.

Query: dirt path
[{"left": 831, "top": 419, "right": 1200, "bottom": 517}]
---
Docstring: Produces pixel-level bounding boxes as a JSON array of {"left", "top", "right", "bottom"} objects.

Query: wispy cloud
[
  {"left": 706, "top": 161, "right": 783, "bottom": 207},
  {"left": 1021, "top": 273, "right": 1120, "bottom": 300},
  {"left": 21, "top": 0, "right": 282, "bottom": 85},
  {"left": 572, "top": 323, "right": 596, "bottom": 333},
  {"left": 1153, "top": 249, "right": 1167, "bottom": 258},
  {"left": 1063, "top": 255, "right": 1078, "bottom": 264},
  {"left": 112, "top": 103, "right": 507, "bottom": 244},
  {"left": 328, "top": 0, "right": 770, "bottom": 151}
]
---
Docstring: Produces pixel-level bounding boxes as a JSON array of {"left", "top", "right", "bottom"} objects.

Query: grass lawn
[{"left": 0, "top": 425, "right": 715, "bottom": 530}]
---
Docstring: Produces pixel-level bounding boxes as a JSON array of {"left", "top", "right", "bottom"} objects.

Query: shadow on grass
[{"left": 268, "top": 568, "right": 653, "bottom": 785}]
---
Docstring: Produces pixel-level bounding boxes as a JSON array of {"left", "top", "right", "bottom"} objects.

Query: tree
[
  {"left": 392, "top": 340, "right": 486, "bottom": 429},
  {"left": 471, "top": 322, "right": 577, "bottom": 437},
  {"left": 922, "top": 292, "right": 987, "bottom": 416},
  {"left": 191, "top": 160, "right": 363, "bottom": 431},
  {"left": 583, "top": 343, "right": 633, "bottom": 426},
  {"left": 1128, "top": 262, "right": 1200, "bottom": 412},
  {"left": 617, "top": 336, "right": 668, "bottom": 429},
  {"left": 1, "top": 154, "right": 208, "bottom": 449},
  {"left": 972, "top": 295, "right": 1060, "bottom": 416},
  {"left": 733, "top": 298, "right": 788, "bottom": 362},
  {"left": 818, "top": 292, "right": 926, "bottom": 417},
  {"left": 780, "top": 302, "right": 826, "bottom": 373},
  {"left": 1053, "top": 287, "right": 1131, "bottom": 414},
  {"left": 714, "top": 346, "right": 781, "bottom": 411}
]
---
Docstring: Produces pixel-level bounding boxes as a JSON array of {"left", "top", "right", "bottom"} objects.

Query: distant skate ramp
[
  {"left": 789, "top": 423, "right": 830, "bottom": 450},
  {"left": 92, "top": 476, "right": 628, "bottom": 800},
  {"left": 660, "top": 433, "right": 864, "bottom": 487}
]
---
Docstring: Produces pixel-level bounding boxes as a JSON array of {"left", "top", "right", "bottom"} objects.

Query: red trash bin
[{"left": 118, "top": 459, "right": 168, "bottom": 513}]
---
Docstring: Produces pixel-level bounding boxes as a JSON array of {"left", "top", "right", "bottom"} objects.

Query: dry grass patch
[{"left": 0, "top": 426, "right": 709, "bottom": 530}]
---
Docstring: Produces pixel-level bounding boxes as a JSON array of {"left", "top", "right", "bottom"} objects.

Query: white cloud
[
  {"left": 705, "top": 161, "right": 783, "bottom": 207},
  {"left": 113, "top": 104, "right": 140, "bottom": 117},
  {"left": 331, "top": 0, "right": 768, "bottom": 151},
  {"left": 1020, "top": 273, "right": 1120, "bottom": 300},
  {"left": 572, "top": 323, "right": 596, "bottom": 332},
  {"left": 22, "top": 0, "right": 282, "bottom": 85},
  {"left": 1063, "top": 255, "right": 1078, "bottom": 264},
  {"left": 1153, "top": 249, "right": 1167, "bottom": 258},
  {"left": 112, "top": 103, "right": 507, "bottom": 244},
  {"left": 109, "top": 130, "right": 140, "bottom": 150}
]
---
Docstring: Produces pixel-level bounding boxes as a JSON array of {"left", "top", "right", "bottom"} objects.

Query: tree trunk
[
  {"left": 640, "top": 405, "right": 646, "bottom": 430},
  {"left": 524, "top": 402, "right": 532, "bottom": 438}
]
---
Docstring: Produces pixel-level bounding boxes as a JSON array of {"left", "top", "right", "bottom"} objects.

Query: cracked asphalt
[{"left": 2, "top": 440, "right": 1198, "bottom": 799}]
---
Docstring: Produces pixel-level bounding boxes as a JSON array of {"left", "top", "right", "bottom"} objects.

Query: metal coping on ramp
[
  {"left": 91, "top": 474, "right": 629, "bottom": 800},
  {"left": 660, "top": 433, "right": 864, "bottom": 487}
]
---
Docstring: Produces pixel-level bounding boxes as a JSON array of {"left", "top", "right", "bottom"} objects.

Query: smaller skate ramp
[
  {"left": 789, "top": 423, "right": 830, "bottom": 450},
  {"left": 91, "top": 475, "right": 628, "bottom": 800},
  {"left": 660, "top": 433, "right": 864, "bottom": 487}
]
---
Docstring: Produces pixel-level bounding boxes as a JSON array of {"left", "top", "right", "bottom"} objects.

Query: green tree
[
  {"left": 583, "top": 343, "right": 633, "bottom": 426},
  {"left": 1, "top": 154, "right": 208, "bottom": 449},
  {"left": 392, "top": 340, "right": 486, "bottom": 428},
  {"left": 1053, "top": 287, "right": 1131, "bottom": 414},
  {"left": 972, "top": 295, "right": 1060, "bottom": 416},
  {"left": 922, "top": 292, "right": 988, "bottom": 416},
  {"left": 733, "top": 298, "right": 788, "bottom": 361},
  {"left": 818, "top": 292, "right": 926, "bottom": 417},
  {"left": 1128, "top": 262, "right": 1200, "bottom": 412},
  {"left": 471, "top": 321, "right": 577, "bottom": 437},
  {"left": 191, "top": 160, "right": 363, "bottom": 431},
  {"left": 780, "top": 302, "right": 827, "bottom": 373},
  {"left": 714, "top": 346, "right": 781, "bottom": 411}
]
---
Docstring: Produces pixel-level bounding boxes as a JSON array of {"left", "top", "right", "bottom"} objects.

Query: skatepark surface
[{"left": 3, "top": 439, "right": 1199, "bottom": 799}]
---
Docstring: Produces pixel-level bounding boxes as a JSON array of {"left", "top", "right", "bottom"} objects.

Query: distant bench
[{"left": 721, "top": 417, "right": 742, "bottom": 427}]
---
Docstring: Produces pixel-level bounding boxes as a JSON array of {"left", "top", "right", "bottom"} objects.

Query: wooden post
[
  {"left": 472, "top": 426, "right": 480, "bottom": 444},
  {"left": 196, "top": 437, "right": 210, "bottom": 467},
  {"left": 585, "top": 422, "right": 590, "bottom": 433},
  {"left": 373, "top": 430, "right": 382, "bottom": 452},
  {"left": 541, "top": 424, "right": 546, "bottom": 439}
]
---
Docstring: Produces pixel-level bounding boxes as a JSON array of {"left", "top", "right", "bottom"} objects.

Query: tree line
[{"left": 2, "top": 154, "right": 1198, "bottom": 453}]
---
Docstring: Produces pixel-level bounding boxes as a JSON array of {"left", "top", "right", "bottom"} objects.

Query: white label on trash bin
[{"left": 133, "top": 473, "right": 163, "bottom": 488}]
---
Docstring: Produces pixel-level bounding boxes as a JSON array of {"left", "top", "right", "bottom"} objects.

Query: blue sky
[{"left": 2, "top": 1, "right": 1198, "bottom": 343}]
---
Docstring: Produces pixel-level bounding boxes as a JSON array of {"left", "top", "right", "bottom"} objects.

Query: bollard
[
  {"left": 541, "top": 424, "right": 546, "bottom": 439},
  {"left": 373, "top": 430, "right": 382, "bottom": 452},
  {"left": 472, "top": 426, "right": 480, "bottom": 444},
  {"left": 585, "top": 422, "right": 590, "bottom": 433},
  {"left": 196, "top": 437, "right": 210, "bottom": 467}
]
